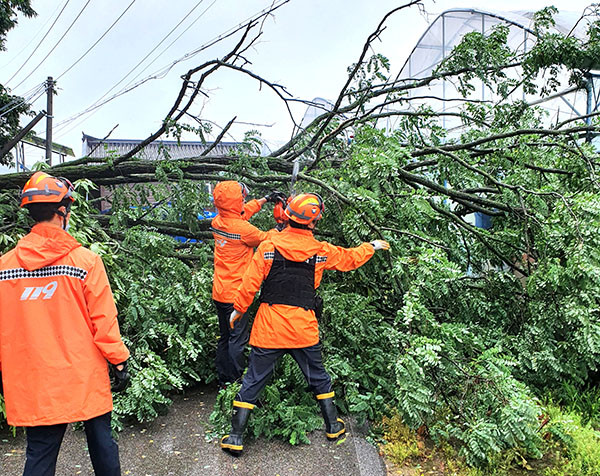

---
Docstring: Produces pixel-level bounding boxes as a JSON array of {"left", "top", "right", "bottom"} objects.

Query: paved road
[{"left": 0, "top": 386, "right": 385, "bottom": 476}]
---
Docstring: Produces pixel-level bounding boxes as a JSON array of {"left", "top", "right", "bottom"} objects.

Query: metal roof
[
  {"left": 81, "top": 133, "right": 243, "bottom": 160},
  {"left": 399, "top": 8, "right": 589, "bottom": 80},
  {"left": 24, "top": 136, "right": 75, "bottom": 157}
]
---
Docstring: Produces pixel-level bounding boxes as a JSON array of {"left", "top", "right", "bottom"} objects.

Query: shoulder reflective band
[{"left": 0, "top": 265, "right": 88, "bottom": 282}]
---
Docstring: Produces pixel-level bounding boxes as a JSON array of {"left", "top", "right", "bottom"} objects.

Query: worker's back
[
  {"left": 234, "top": 226, "right": 375, "bottom": 349},
  {"left": 211, "top": 181, "right": 266, "bottom": 302},
  {"left": 0, "top": 222, "right": 129, "bottom": 426}
]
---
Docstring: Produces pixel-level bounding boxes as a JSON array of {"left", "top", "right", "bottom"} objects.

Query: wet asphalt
[{"left": 0, "top": 385, "right": 385, "bottom": 476}]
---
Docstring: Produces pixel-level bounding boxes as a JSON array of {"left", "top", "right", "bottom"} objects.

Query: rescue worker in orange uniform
[
  {"left": 0, "top": 172, "right": 130, "bottom": 476},
  {"left": 211, "top": 181, "right": 285, "bottom": 387},
  {"left": 220, "top": 192, "right": 390, "bottom": 455}
]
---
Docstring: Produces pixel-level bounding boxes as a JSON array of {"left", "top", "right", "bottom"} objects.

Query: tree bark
[{"left": 91, "top": 214, "right": 213, "bottom": 240}]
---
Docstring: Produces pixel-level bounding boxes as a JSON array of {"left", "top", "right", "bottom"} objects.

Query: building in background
[
  {"left": 81, "top": 133, "right": 244, "bottom": 160},
  {"left": 391, "top": 8, "right": 599, "bottom": 135},
  {"left": 81, "top": 133, "right": 250, "bottom": 212}
]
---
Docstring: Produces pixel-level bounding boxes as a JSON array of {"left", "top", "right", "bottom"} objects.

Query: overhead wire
[
  {"left": 4, "top": 0, "right": 71, "bottom": 86},
  {"left": 0, "top": 82, "right": 46, "bottom": 114},
  {"left": 121, "top": 0, "right": 217, "bottom": 91},
  {"left": 0, "top": 84, "right": 46, "bottom": 119},
  {"left": 0, "top": 1, "right": 66, "bottom": 71},
  {"left": 4, "top": 0, "right": 133, "bottom": 142},
  {"left": 12, "top": 0, "right": 94, "bottom": 91},
  {"left": 57, "top": 0, "right": 138, "bottom": 80},
  {"left": 53, "top": 0, "right": 290, "bottom": 138},
  {"left": 55, "top": 0, "right": 218, "bottom": 136},
  {"left": 83, "top": 0, "right": 208, "bottom": 114},
  {"left": 54, "top": 0, "right": 219, "bottom": 139},
  {"left": 0, "top": 83, "right": 46, "bottom": 114}
]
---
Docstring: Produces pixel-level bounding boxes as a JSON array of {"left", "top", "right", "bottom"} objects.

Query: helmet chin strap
[
  {"left": 55, "top": 204, "right": 71, "bottom": 230},
  {"left": 55, "top": 210, "right": 67, "bottom": 230}
]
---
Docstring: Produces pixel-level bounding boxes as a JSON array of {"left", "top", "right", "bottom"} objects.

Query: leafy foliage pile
[{"left": 544, "top": 405, "right": 600, "bottom": 476}]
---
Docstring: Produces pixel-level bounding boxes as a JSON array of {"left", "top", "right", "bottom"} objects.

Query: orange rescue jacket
[
  {"left": 233, "top": 226, "right": 375, "bottom": 348},
  {"left": 0, "top": 223, "right": 130, "bottom": 426},
  {"left": 211, "top": 181, "right": 269, "bottom": 303}
]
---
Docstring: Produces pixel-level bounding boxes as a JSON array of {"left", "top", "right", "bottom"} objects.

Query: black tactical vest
[{"left": 259, "top": 248, "right": 317, "bottom": 310}]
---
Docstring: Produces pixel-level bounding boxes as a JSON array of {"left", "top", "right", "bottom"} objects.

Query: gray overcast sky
[{"left": 1, "top": 0, "right": 591, "bottom": 161}]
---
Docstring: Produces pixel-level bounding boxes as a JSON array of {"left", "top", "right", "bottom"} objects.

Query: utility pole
[{"left": 45, "top": 76, "right": 54, "bottom": 164}]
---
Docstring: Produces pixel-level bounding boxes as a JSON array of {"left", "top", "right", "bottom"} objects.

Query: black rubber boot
[
  {"left": 317, "top": 393, "right": 345, "bottom": 440},
  {"left": 220, "top": 400, "right": 254, "bottom": 455}
]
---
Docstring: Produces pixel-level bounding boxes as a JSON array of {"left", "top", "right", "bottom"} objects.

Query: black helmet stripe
[{"left": 21, "top": 188, "right": 62, "bottom": 202}]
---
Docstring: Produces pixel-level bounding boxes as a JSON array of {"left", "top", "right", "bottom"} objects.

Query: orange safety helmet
[
  {"left": 20, "top": 172, "right": 75, "bottom": 208},
  {"left": 285, "top": 193, "right": 324, "bottom": 225}
]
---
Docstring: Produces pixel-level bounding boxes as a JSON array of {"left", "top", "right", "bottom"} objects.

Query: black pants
[
  {"left": 237, "top": 343, "right": 332, "bottom": 404},
  {"left": 23, "top": 411, "right": 120, "bottom": 476},
  {"left": 214, "top": 300, "right": 250, "bottom": 385}
]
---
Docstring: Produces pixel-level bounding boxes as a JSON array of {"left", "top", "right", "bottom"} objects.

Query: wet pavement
[{"left": 0, "top": 385, "right": 385, "bottom": 476}]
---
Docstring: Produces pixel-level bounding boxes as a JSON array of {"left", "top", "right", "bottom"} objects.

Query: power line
[
  {"left": 0, "top": 83, "right": 46, "bottom": 114},
  {"left": 0, "top": 83, "right": 45, "bottom": 115},
  {"left": 122, "top": 0, "right": 217, "bottom": 91},
  {"left": 5, "top": 0, "right": 71, "bottom": 86},
  {"left": 85, "top": 0, "right": 207, "bottom": 114},
  {"left": 0, "top": 85, "right": 46, "bottom": 119},
  {"left": 53, "top": 0, "right": 290, "bottom": 138},
  {"left": 12, "top": 0, "right": 93, "bottom": 91},
  {"left": 57, "top": 0, "right": 138, "bottom": 80},
  {"left": 0, "top": 2, "right": 66, "bottom": 71},
  {"left": 55, "top": 0, "right": 216, "bottom": 134}
]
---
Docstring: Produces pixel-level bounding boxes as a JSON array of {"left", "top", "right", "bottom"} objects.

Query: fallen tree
[{"left": 2, "top": 2, "right": 600, "bottom": 471}]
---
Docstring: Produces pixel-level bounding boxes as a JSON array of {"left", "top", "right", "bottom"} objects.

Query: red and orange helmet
[
  {"left": 285, "top": 193, "right": 324, "bottom": 225},
  {"left": 20, "top": 172, "right": 75, "bottom": 208}
]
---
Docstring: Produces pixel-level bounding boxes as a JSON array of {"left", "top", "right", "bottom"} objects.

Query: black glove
[
  {"left": 110, "top": 361, "right": 130, "bottom": 393},
  {"left": 314, "top": 295, "right": 324, "bottom": 322},
  {"left": 264, "top": 191, "right": 287, "bottom": 204}
]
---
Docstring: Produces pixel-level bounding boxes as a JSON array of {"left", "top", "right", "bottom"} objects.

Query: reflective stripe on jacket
[
  {"left": 233, "top": 226, "right": 375, "bottom": 348},
  {"left": 211, "top": 180, "right": 269, "bottom": 302},
  {"left": 0, "top": 222, "right": 129, "bottom": 426}
]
